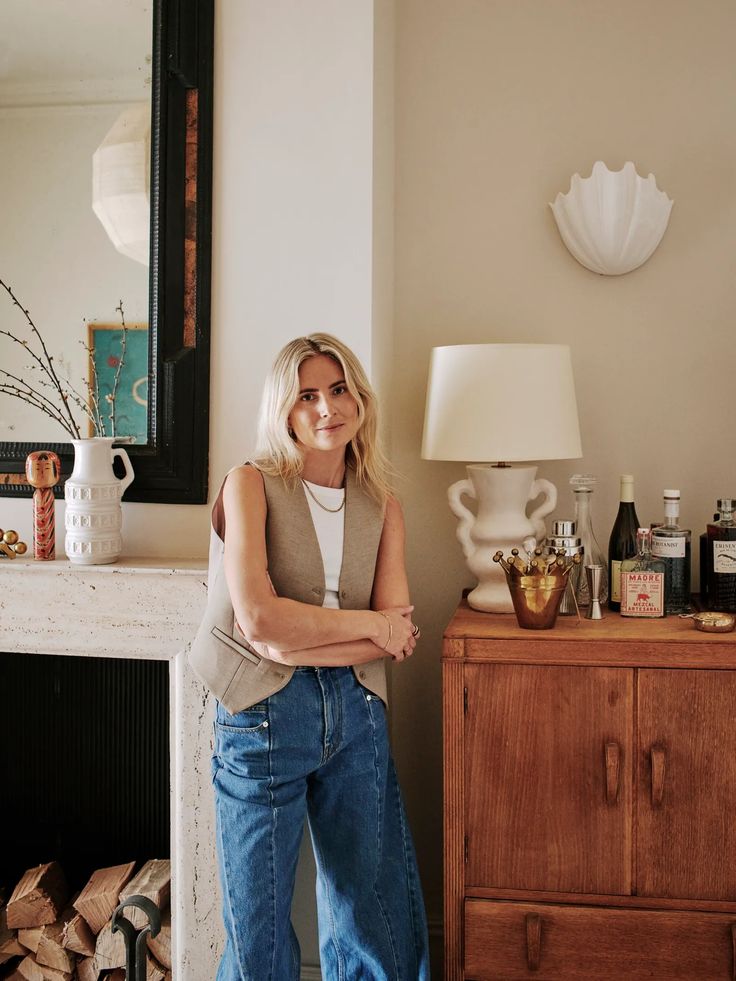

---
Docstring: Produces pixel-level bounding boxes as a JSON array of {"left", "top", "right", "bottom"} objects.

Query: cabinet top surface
[{"left": 445, "top": 600, "right": 736, "bottom": 648}]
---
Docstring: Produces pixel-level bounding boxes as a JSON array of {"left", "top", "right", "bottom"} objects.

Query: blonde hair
[{"left": 254, "top": 333, "right": 393, "bottom": 504}]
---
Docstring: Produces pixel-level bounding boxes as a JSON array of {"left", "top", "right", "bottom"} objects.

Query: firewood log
[
  {"left": 1, "top": 906, "right": 26, "bottom": 962},
  {"left": 120, "top": 860, "right": 171, "bottom": 929},
  {"left": 15, "top": 929, "right": 42, "bottom": 955},
  {"left": 73, "top": 864, "right": 135, "bottom": 936},
  {"left": 145, "top": 909, "right": 171, "bottom": 970},
  {"left": 91, "top": 919, "right": 125, "bottom": 973},
  {"left": 15, "top": 955, "right": 43, "bottom": 981},
  {"left": 75, "top": 956, "right": 98, "bottom": 981},
  {"left": 35, "top": 926, "right": 74, "bottom": 975},
  {"left": 59, "top": 913, "right": 94, "bottom": 957},
  {"left": 7, "top": 866, "right": 68, "bottom": 930},
  {"left": 146, "top": 952, "right": 166, "bottom": 981},
  {"left": 36, "top": 967, "right": 71, "bottom": 981}
]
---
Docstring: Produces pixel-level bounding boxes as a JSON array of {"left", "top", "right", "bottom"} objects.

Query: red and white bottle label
[{"left": 621, "top": 572, "right": 665, "bottom": 617}]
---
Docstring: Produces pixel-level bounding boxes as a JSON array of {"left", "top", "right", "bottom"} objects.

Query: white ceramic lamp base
[{"left": 448, "top": 464, "right": 557, "bottom": 613}]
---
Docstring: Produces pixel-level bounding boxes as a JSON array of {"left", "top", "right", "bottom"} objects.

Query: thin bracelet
[{"left": 377, "top": 611, "right": 392, "bottom": 651}]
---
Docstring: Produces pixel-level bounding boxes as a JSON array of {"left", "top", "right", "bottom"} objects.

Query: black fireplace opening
[{"left": 0, "top": 652, "right": 170, "bottom": 895}]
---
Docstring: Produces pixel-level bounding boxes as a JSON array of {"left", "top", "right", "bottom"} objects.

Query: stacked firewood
[{"left": 0, "top": 860, "right": 172, "bottom": 981}]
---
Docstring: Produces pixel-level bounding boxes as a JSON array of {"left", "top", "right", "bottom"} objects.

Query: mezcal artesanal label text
[{"left": 621, "top": 571, "right": 665, "bottom": 617}]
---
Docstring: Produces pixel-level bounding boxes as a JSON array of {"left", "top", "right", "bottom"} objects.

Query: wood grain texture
[
  {"left": 442, "top": 638, "right": 465, "bottom": 659},
  {"left": 464, "top": 899, "right": 736, "bottom": 980},
  {"left": 464, "top": 886, "right": 736, "bottom": 913},
  {"left": 443, "top": 660, "right": 465, "bottom": 981},
  {"left": 447, "top": 602, "right": 736, "bottom": 661},
  {"left": 183, "top": 88, "right": 198, "bottom": 349},
  {"left": 464, "top": 664, "right": 633, "bottom": 895},
  {"left": 638, "top": 669, "right": 736, "bottom": 900},
  {"left": 443, "top": 599, "right": 736, "bottom": 979}
]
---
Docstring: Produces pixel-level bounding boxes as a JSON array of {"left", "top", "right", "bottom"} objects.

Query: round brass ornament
[{"left": 691, "top": 611, "right": 736, "bottom": 633}]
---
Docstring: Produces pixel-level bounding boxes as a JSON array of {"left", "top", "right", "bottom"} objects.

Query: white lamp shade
[
  {"left": 92, "top": 102, "right": 151, "bottom": 266},
  {"left": 421, "top": 343, "right": 582, "bottom": 462}
]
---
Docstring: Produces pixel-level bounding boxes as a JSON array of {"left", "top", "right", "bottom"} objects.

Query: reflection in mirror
[
  {"left": 0, "top": 0, "right": 213, "bottom": 504},
  {"left": 0, "top": 0, "right": 152, "bottom": 445}
]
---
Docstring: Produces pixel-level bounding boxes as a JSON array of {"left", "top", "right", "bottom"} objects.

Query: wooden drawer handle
[
  {"left": 651, "top": 746, "right": 666, "bottom": 807},
  {"left": 605, "top": 741, "right": 621, "bottom": 805},
  {"left": 525, "top": 913, "right": 542, "bottom": 971}
]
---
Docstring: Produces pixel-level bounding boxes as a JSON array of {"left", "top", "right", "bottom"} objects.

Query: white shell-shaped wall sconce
[{"left": 550, "top": 161, "right": 673, "bottom": 276}]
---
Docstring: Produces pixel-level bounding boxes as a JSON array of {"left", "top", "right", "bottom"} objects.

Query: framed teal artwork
[{"left": 87, "top": 323, "right": 149, "bottom": 443}]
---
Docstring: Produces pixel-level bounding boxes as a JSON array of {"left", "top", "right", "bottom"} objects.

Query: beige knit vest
[{"left": 188, "top": 464, "right": 387, "bottom": 713}]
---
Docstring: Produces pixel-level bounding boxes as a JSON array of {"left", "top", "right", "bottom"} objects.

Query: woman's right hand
[{"left": 376, "top": 606, "right": 416, "bottom": 661}]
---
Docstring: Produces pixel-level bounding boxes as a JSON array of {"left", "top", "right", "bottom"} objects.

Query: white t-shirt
[{"left": 302, "top": 480, "right": 345, "bottom": 609}]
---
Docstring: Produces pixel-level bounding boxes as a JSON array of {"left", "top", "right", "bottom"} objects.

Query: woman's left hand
[{"left": 392, "top": 615, "right": 420, "bottom": 662}]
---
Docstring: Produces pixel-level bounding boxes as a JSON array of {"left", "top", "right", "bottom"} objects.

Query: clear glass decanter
[{"left": 570, "top": 474, "right": 609, "bottom": 607}]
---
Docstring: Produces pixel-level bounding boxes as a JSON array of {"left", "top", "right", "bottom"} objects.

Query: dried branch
[
  {"left": 108, "top": 300, "right": 128, "bottom": 436},
  {"left": 0, "top": 278, "right": 81, "bottom": 438},
  {"left": 0, "top": 282, "right": 130, "bottom": 440},
  {"left": 0, "top": 371, "right": 76, "bottom": 436}
]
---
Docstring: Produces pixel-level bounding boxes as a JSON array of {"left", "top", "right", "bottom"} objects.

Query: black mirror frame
[{"left": 0, "top": 0, "right": 213, "bottom": 504}]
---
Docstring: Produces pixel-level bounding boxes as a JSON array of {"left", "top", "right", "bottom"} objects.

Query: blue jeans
[{"left": 211, "top": 666, "right": 430, "bottom": 981}]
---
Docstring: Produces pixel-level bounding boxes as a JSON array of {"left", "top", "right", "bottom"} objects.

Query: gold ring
[{"left": 411, "top": 624, "right": 420, "bottom": 637}]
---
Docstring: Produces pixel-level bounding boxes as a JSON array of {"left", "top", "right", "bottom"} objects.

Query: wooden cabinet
[{"left": 443, "top": 604, "right": 736, "bottom": 980}]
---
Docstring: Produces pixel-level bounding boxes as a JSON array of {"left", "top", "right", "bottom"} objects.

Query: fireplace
[
  {"left": 0, "top": 557, "right": 219, "bottom": 980},
  {"left": 1, "top": 652, "right": 170, "bottom": 893}
]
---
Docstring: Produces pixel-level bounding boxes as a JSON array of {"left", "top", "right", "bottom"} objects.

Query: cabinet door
[
  {"left": 465, "top": 664, "right": 633, "bottom": 894},
  {"left": 638, "top": 668, "right": 736, "bottom": 899}
]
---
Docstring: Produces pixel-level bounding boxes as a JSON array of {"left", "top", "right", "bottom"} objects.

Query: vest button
[
  {"left": 359, "top": 670, "right": 366, "bottom": 680},
  {"left": 340, "top": 590, "right": 347, "bottom": 598}
]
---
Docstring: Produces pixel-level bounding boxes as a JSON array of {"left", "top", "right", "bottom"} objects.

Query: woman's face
[{"left": 288, "top": 354, "right": 360, "bottom": 455}]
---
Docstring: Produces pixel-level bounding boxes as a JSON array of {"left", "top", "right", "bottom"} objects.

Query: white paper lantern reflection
[
  {"left": 550, "top": 161, "right": 673, "bottom": 276},
  {"left": 92, "top": 102, "right": 151, "bottom": 266}
]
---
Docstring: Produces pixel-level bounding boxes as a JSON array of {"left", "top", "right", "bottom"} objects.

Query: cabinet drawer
[{"left": 465, "top": 899, "right": 736, "bottom": 980}]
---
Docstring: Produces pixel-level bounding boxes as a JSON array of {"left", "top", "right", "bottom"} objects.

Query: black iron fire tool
[{"left": 111, "top": 894, "right": 162, "bottom": 981}]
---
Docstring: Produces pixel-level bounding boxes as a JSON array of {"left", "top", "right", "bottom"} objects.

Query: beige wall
[{"left": 392, "top": 0, "right": 736, "bottom": 955}]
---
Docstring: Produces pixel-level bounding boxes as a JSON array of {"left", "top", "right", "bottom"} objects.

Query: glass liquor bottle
[
  {"left": 651, "top": 489, "right": 691, "bottom": 614},
  {"left": 707, "top": 499, "right": 736, "bottom": 612},
  {"left": 608, "top": 474, "right": 640, "bottom": 612},
  {"left": 570, "top": 474, "right": 608, "bottom": 608},
  {"left": 700, "top": 512, "right": 719, "bottom": 606},
  {"left": 620, "top": 528, "right": 665, "bottom": 617}
]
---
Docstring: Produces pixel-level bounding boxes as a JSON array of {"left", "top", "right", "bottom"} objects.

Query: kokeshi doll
[{"left": 25, "top": 450, "right": 61, "bottom": 560}]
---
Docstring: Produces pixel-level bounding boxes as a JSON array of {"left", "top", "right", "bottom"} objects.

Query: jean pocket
[
  {"left": 216, "top": 709, "right": 268, "bottom": 732},
  {"left": 216, "top": 701, "right": 269, "bottom": 733},
  {"left": 215, "top": 713, "right": 271, "bottom": 781}
]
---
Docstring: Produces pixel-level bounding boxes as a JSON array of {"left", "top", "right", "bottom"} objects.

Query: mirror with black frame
[{"left": 0, "top": 0, "right": 212, "bottom": 504}]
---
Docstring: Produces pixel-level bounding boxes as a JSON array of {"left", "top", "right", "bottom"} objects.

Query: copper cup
[{"left": 507, "top": 574, "right": 567, "bottom": 629}]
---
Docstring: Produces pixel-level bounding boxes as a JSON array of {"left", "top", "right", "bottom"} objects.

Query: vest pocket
[{"left": 211, "top": 626, "right": 261, "bottom": 664}]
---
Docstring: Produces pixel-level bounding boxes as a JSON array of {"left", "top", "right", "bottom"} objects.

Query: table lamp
[{"left": 421, "top": 343, "right": 583, "bottom": 613}]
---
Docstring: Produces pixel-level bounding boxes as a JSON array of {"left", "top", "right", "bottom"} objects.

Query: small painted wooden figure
[{"left": 25, "top": 450, "right": 61, "bottom": 560}]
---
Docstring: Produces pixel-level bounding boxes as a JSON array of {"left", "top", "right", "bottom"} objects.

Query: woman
[{"left": 190, "top": 334, "right": 430, "bottom": 980}]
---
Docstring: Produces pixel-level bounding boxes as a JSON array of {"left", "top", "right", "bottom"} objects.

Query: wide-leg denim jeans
[{"left": 211, "top": 666, "right": 430, "bottom": 981}]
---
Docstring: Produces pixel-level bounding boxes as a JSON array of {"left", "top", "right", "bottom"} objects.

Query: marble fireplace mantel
[{"left": 0, "top": 556, "right": 222, "bottom": 979}]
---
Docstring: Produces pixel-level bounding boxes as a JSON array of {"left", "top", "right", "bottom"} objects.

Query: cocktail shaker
[{"left": 544, "top": 519, "right": 583, "bottom": 615}]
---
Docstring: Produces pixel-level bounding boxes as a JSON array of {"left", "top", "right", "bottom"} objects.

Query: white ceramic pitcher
[
  {"left": 448, "top": 464, "right": 556, "bottom": 613},
  {"left": 64, "top": 437, "right": 135, "bottom": 565}
]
